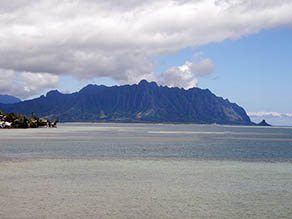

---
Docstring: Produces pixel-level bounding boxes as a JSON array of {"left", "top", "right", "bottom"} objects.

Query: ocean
[{"left": 0, "top": 123, "right": 291, "bottom": 218}]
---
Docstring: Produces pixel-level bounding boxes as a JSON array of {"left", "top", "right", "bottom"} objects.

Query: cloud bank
[
  {"left": 0, "top": 69, "right": 59, "bottom": 99},
  {"left": 0, "top": 0, "right": 292, "bottom": 97}
]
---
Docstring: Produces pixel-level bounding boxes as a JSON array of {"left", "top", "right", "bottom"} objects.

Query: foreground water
[{"left": 0, "top": 123, "right": 292, "bottom": 218}]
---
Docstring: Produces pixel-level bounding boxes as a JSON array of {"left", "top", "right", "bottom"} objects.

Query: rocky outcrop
[{"left": 257, "top": 120, "right": 271, "bottom": 126}]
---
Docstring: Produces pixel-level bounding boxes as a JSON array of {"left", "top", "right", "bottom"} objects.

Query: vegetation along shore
[{"left": 0, "top": 111, "right": 58, "bottom": 129}]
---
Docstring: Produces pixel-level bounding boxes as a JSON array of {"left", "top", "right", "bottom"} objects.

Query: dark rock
[{"left": 257, "top": 120, "right": 271, "bottom": 126}]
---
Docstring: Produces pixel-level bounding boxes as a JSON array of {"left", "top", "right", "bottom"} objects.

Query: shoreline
[
  {"left": 1, "top": 155, "right": 292, "bottom": 164},
  {"left": 59, "top": 122, "right": 292, "bottom": 128}
]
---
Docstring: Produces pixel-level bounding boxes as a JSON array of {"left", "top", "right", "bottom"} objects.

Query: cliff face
[{"left": 0, "top": 80, "right": 253, "bottom": 125}]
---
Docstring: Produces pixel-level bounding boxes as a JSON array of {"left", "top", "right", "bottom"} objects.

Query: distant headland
[
  {"left": 0, "top": 80, "right": 267, "bottom": 126},
  {"left": 0, "top": 94, "right": 21, "bottom": 104}
]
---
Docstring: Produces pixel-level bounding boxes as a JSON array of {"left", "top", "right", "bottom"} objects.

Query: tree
[
  {"left": 30, "top": 112, "right": 36, "bottom": 120},
  {"left": 5, "top": 113, "right": 18, "bottom": 122},
  {"left": 52, "top": 119, "right": 59, "bottom": 127}
]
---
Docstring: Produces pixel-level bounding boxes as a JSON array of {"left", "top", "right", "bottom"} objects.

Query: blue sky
[{"left": 157, "top": 27, "right": 292, "bottom": 113}]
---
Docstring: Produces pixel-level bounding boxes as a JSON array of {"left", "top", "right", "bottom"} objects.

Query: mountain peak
[
  {"left": 79, "top": 84, "right": 107, "bottom": 94},
  {"left": 46, "top": 90, "right": 62, "bottom": 97},
  {"left": 138, "top": 80, "right": 158, "bottom": 87},
  {"left": 138, "top": 79, "right": 148, "bottom": 85}
]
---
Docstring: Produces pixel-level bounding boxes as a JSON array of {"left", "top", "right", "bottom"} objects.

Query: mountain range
[
  {"left": 0, "top": 94, "right": 21, "bottom": 104},
  {"left": 0, "top": 80, "right": 253, "bottom": 125}
]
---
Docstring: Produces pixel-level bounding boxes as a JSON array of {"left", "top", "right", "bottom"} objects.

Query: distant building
[{"left": 0, "top": 121, "right": 12, "bottom": 128}]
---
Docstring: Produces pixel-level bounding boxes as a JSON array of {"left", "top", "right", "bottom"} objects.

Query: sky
[{"left": 0, "top": 0, "right": 291, "bottom": 125}]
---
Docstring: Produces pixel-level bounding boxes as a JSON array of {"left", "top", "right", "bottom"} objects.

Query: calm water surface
[
  {"left": 1, "top": 123, "right": 292, "bottom": 160},
  {"left": 0, "top": 123, "right": 292, "bottom": 218}
]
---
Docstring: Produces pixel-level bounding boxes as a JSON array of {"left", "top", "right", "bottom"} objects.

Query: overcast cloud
[
  {"left": 0, "top": 0, "right": 292, "bottom": 98},
  {"left": 0, "top": 69, "right": 59, "bottom": 98}
]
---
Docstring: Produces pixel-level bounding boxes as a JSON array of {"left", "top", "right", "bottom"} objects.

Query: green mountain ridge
[{"left": 0, "top": 80, "right": 253, "bottom": 125}]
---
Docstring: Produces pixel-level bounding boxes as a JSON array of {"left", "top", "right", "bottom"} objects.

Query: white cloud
[
  {"left": 248, "top": 112, "right": 282, "bottom": 117},
  {"left": 161, "top": 62, "right": 199, "bottom": 89},
  {"left": 0, "top": 0, "right": 291, "bottom": 94},
  {"left": 0, "top": 69, "right": 59, "bottom": 99},
  {"left": 161, "top": 53, "right": 216, "bottom": 89},
  {"left": 190, "top": 54, "right": 216, "bottom": 77},
  {"left": 20, "top": 72, "right": 59, "bottom": 94}
]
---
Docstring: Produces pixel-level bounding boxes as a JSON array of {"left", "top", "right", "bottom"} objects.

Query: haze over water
[{"left": 1, "top": 123, "right": 292, "bottom": 218}]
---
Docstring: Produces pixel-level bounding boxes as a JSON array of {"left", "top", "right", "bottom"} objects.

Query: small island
[
  {"left": 256, "top": 119, "right": 271, "bottom": 127},
  {"left": 0, "top": 111, "right": 58, "bottom": 129}
]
